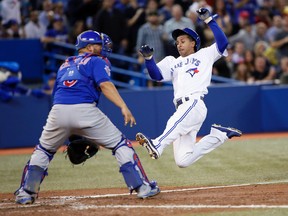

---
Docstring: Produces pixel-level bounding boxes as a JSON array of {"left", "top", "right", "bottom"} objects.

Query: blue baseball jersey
[{"left": 53, "top": 53, "right": 111, "bottom": 104}]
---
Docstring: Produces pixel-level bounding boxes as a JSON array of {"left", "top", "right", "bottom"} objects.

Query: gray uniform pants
[{"left": 30, "top": 103, "right": 133, "bottom": 169}]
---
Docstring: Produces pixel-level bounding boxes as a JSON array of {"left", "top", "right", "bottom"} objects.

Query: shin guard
[
  {"left": 23, "top": 165, "right": 46, "bottom": 194},
  {"left": 116, "top": 137, "right": 153, "bottom": 193},
  {"left": 119, "top": 161, "right": 143, "bottom": 194}
]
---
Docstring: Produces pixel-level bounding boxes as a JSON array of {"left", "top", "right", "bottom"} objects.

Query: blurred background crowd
[{"left": 0, "top": 0, "right": 288, "bottom": 87}]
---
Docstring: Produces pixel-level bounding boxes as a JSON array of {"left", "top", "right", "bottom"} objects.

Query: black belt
[{"left": 176, "top": 96, "right": 204, "bottom": 109}]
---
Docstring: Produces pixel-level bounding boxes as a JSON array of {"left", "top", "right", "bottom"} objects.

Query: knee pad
[
  {"left": 112, "top": 135, "right": 127, "bottom": 155},
  {"left": 30, "top": 144, "right": 55, "bottom": 168},
  {"left": 35, "top": 144, "right": 55, "bottom": 161},
  {"left": 119, "top": 161, "right": 143, "bottom": 193}
]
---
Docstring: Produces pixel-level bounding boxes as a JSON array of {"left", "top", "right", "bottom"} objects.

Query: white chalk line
[
  {"left": 70, "top": 204, "right": 288, "bottom": 210},
  {"left": 1, "top": 179, "right": 288, "bottom": 210},
  {"left": 50, "top": 179, "right": 288, "bottom": 200}
]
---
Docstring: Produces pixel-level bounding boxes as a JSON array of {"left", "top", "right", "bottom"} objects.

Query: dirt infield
[
  {"left": 1, "top": 132, "right": 288, "bottom": 216},
  {"left": 1, "top": 183, "right": 288, "bottom": 216}
]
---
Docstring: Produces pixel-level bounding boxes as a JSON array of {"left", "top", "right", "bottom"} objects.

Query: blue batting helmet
[
  {"left": 172, "top": 28, "right": 201, "bottom": 51},
  {"left": 75, "top": 30, "right": 103, "bottom": 50}
]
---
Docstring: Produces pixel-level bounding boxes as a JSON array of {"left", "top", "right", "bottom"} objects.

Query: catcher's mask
[{"left": 101, "top": 33, "right": 113, "bottom": 58}]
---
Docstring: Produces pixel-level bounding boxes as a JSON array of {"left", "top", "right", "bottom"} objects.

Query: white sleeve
[
  {"left": 200, "top": 43, "right": 228, "bottom": 62},
  {"left": 156, "top": 56, "right": 175, "bottom": 81}
]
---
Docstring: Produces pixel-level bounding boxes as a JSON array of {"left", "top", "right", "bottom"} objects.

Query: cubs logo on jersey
[{"left": 63, "top": 80, "right": 77, "bottom": 87}]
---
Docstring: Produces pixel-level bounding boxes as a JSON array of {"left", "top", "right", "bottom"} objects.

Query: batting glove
[
  {"left": 197, "top": 7, "right": 212, "bottom": 24},
  {"left": 139, "top": 45, "right": 154, "bottom": 60}
]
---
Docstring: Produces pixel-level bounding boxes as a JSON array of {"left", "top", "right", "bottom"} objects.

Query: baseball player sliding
[
  {"left": 136, "top": 8, "right": 242, "bottom": 167},
  {"left": 14, "top": 30, "right": 160, "bottom": 205}
]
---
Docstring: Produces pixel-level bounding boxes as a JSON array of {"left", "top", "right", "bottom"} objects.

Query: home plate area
[{"left": 1, "top": 181, "right": 288, "bottom": 216}]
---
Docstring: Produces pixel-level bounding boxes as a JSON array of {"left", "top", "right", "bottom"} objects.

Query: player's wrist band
[
  {"left": 204, "top": 16, "right": 213, "bottom": 24},
  {"left": 145, "top": 55, "right": 153, "bottom": 60}
]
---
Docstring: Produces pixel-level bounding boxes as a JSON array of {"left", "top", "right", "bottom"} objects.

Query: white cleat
[{"left": 136, "top": 133, "right": 160, "bottom": 159}]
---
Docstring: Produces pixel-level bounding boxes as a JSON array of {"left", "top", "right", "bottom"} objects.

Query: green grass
[
  {"left": 1, "top": 137, "right": 288, "bottom": 215},
  {"left": 1, "top": 137, "right": 287, "bottom": 194},
  {"left": 189, "top": 209, "right": 288, "bottom": 216}
]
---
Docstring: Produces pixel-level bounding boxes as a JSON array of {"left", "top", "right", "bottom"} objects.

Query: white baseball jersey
[
  {"left": 157, "top": 43, "right": 227, "bottom": 104},
  {"left": 151, "top": 43, "right": 229, "bottom": 167}
]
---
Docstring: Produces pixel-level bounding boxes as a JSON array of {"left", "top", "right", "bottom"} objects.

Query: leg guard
[
  {"left": 115, "top": 137, "right": 153, "bottom": 193},
  {"left": 15, "top": 160, "right": 48, "bottom": 195},
  {"left": 14, "top": 144, "right": 54, "bottom": 196},
  {"left": 119, "top": 161, "right": 143, "bottom": 193},
  {"left": 23, "top": 165, "right": 46, "bottom": 194}
]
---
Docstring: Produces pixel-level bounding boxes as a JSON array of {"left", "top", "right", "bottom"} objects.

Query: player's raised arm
[
  {"left": 138, "top": 45, "right": 163, "bottom": 81},
  {"left": 196, "top": 8, "right": 228, "bottom": 54}
]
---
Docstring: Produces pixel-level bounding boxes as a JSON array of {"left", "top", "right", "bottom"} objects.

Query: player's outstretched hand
[
  {"left": 121, "top": 106, "right": 137, "bottom": 127},
  {"left": 196, "top": 7, "right": 211, "bottom": 22},
  {"left": 139, "top": 45, "right": 154, "bottom": 60}
]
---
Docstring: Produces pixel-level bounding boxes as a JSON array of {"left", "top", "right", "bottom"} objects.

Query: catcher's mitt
[{"left": 66, "top": 136, "right": 99, "bottom": 165}]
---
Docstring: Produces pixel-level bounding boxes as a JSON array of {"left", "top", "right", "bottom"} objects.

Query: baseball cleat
[
  {"left": 136, "top": 133, "right": 160, "bottom": 159},
  {"left": 212, "top": 124, "right": 242, "bottom": 139},
  {"left": 137, "top": 182, "right": 160, "bottom": 199},
  {"left": 15, "top": 188, "right": 35, "bottom": 205}
]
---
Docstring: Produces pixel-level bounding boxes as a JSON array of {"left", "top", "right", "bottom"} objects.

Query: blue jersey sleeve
[
  {"left": 89, "top": 57, "right": 111, "bottom": 86},
  {"left": 145, "top": 58, "right": 163, "bottom": 81},
  {"left": 208, "top": 20, "right": 228, "bottom": 54}
]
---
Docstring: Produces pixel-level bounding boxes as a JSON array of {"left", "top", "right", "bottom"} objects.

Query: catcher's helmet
[
  {"left": 172, "top": 28, "right": 201, "bottom": 51},
  {"left": 101, "top": 33, "right": 113, "bottom": 57},
  {"left": 75, "top": 30, "right": 103, "bottom": 50}
]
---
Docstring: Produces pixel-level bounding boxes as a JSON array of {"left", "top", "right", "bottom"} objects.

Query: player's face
[
  {"left": 87, "top": 44, "right": 102, "bottom": 56},
  {"left": 175, "top": 35, "right": 195, "bottom": 57}
]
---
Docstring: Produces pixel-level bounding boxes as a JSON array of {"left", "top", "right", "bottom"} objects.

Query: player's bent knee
[
  {"left": 175, "top": 159, "right": 191, "bottom": 168},
  {"left": 30, "top": 144, "right": 56, "bottom": 168},
  {"left": 177, "top": 164, "right": 189, "bottom": 168}
]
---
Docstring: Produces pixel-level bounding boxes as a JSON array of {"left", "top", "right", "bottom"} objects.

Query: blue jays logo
[{"left": 186, "top": 68, "right": 199, "bottom": 77}]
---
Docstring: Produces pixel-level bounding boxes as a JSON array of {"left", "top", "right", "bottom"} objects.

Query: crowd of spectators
[{"left": 0, "top": 0, "right": 288, "bottom": 86}]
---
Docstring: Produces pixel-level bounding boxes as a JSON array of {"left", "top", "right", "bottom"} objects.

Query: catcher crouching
[{"left": 14, "top": 30, "right": 160, "bottom": 204}]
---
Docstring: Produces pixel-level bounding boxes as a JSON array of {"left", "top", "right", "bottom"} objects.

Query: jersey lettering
[
  {"left": 59, "top": 61, "right": 70, "bottom": 70},
  {"left": 173, "top": 58, "right": 201, "bottom": 71},
  {"left": 104, "top": 65, "right": 111, "bottom": 76},
  {"left": 79, "top": 57, "right": 91, "bottom": 65},
  {"left": 174, "top": 62, "right": 182, "bottom": 69},
  {"left": 185, "top": 57, "right": 200, "bottom": 66},
  {"left": 190, "top": 58, "right": 200, "bottom": 66}
]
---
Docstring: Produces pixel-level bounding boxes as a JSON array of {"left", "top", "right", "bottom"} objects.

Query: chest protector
[
  {"left": 58, "top": 55, "right": 100, "bottom": 102},
  {"left": 60, "top": 56, "right": 90, "bottom": 84}
]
